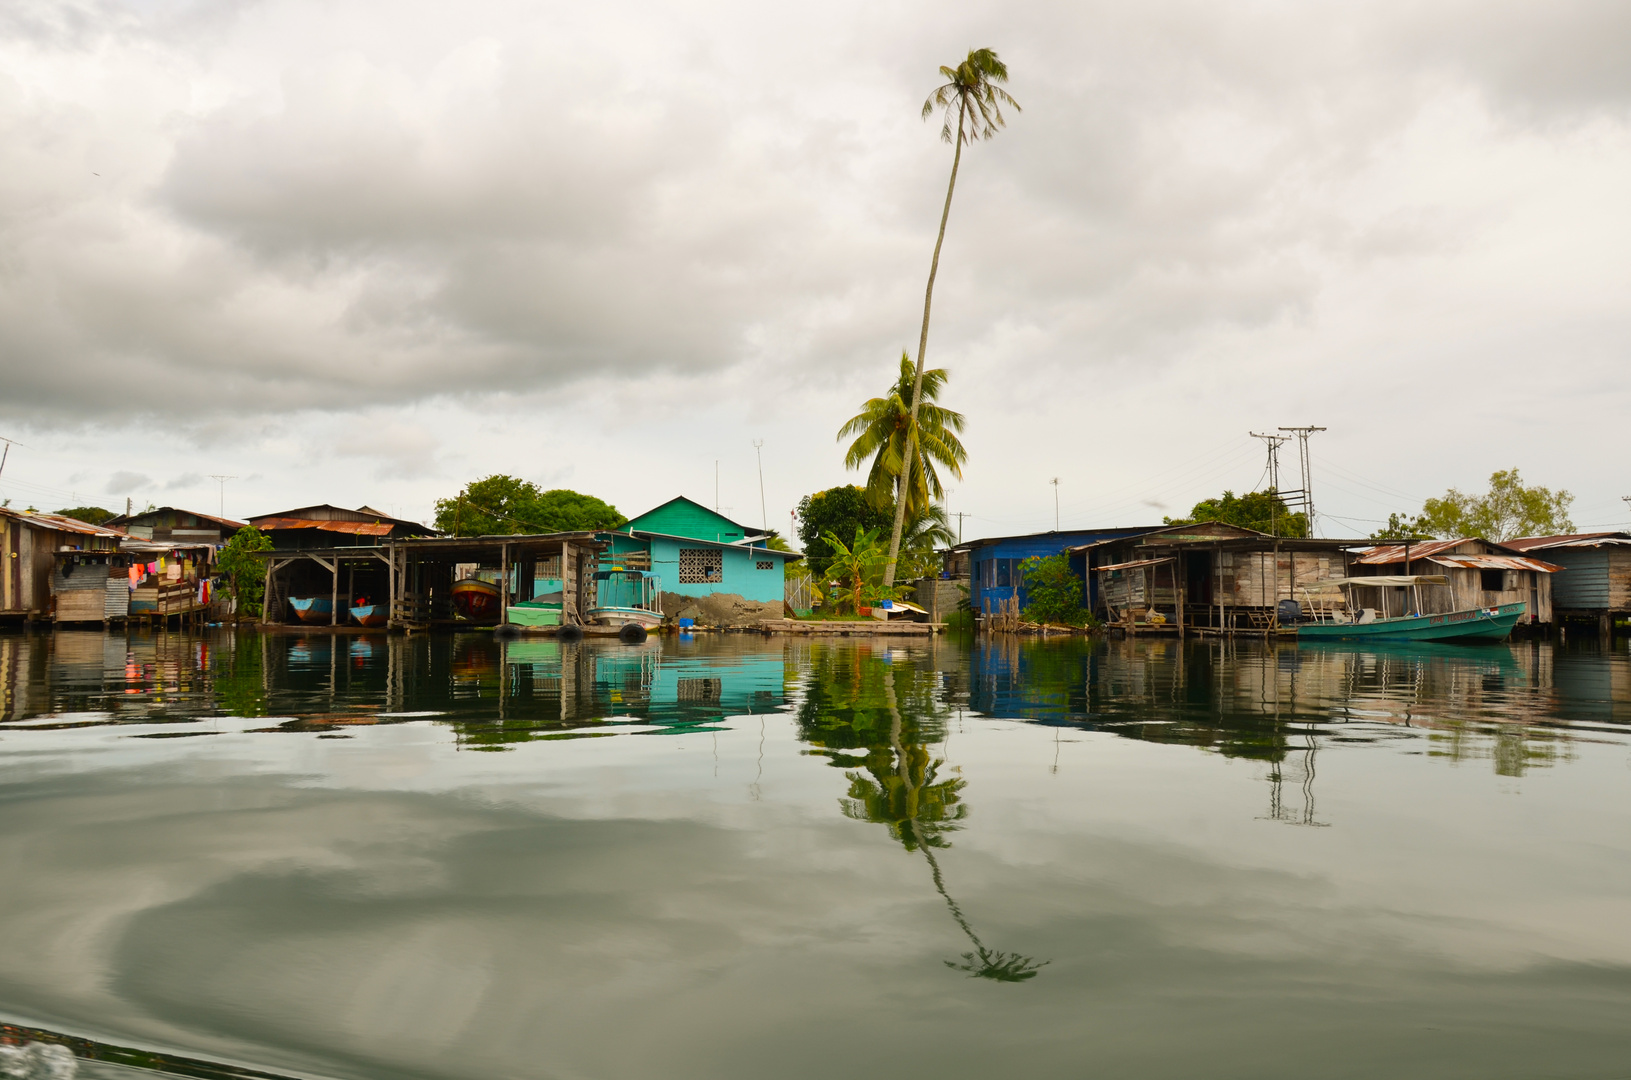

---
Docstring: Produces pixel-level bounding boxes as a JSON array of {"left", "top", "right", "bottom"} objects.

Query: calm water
[{"left": 2, "top": 629, "right": 1630, "bottom": 1080}]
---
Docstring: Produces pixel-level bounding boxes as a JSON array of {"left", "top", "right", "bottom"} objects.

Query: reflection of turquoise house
[{"left": 601, "top": 497, "right": 799, "bottom": 604}]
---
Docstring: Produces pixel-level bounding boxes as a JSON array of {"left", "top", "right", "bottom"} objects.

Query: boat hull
[
  {"left": 507, "top": 603, "right": 562, "bottom": 627},
  {"left": 588, "top": 606, "right": 664, "bottom": 629},
  {"left": 1297, "top": 602, "right": 1525, "bottom": 643},
  {"left": 350, "top": 604, "right": 387, "bottom": 628},
  {"left": 289, "top": 597, "right": 334, "bottom": 624},
  {"left": 451, "top": 579, "right": 502, "bottom": 622}
]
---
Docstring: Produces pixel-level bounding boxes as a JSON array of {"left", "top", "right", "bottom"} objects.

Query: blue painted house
[
  {"left": 601, "top": 497, "right": 799, "bottom": 607},
  {"left": 953, "top": 527, "right": 1161, "bottom": 616}
]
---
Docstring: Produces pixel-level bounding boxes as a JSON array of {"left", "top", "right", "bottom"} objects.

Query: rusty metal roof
[
  {"left": 254, "top": 518, "right": 395, "bottom": 536},
  {"left": 1426, "top": 554, "right": 1564, "bottom": 573},
  {"left": 0, "top": 507, "right": 126, "bottom": 538},
  {"left": 1353, "top": 539, "right": 1469, "bottom": 564},
  {"left": 1505, "top": 532, "right": 1631, "bottom": 551}
]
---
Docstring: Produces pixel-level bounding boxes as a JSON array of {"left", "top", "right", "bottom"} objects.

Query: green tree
[
  {"left": 216, "top": 526, "right": 274, "bottom": 617},
  {"left": 1369, "top": 512, "right": 1433, "bottom": 541},
  {"left": 883, "top": 49, "right": 1019, "bottom": 589},
  {"left": 1165, "top": 489, "right": 1308, "bottom": 537},
  {"left": 822, "top": 527, "right": 890, "bottom": 614},
  {"left": 433, "top": 476, "right": 624, "bottom": 536},
  {"left": 838, "top": 353, "right": 967, "bottom": 517},
  {"left": 1416, "top": 469, "right": 1574, "bottom": 542},
  {"left": 897, "top": 504, "right": 957, "bottom": 582},
  {"left": 1019, "top": 554, "right": 1093, "bottom": 627},
  {"left": 55, "top": 506, "right": 116, "bottom": 526},
  {"left": 797, "top": 486, "right": 895, "bottom": 578}
]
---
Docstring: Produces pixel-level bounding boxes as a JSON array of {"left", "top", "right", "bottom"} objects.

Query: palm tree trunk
[{"left": 883, "top": 96, "right": 966, "bottom": 588}]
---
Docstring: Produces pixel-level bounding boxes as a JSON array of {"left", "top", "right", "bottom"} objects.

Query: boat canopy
[{"left": 1302, "top": 575, "right": 1449, "bottom": 589}]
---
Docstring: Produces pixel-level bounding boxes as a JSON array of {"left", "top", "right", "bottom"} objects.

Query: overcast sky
[{"left": 1, "top": 0, "right": 1627, "bottom": 539}]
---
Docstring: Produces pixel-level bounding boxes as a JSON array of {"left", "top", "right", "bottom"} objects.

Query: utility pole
[
  {"left": 1249, "top": 432, "right": 1290, "bottom": 536},
  {"left": 1278, "top": 426, "right": 1327, "bottom": 535},
  {"left": 210, "top": 474, "right": 237, "bottom": 519},
  {"left": 752, "top": 440, "right": 766, "bottom": 534},
  {"left": 0, "top": 435, "right": 22, "bottom": 485},
  {"left": 1050, "top": 477, "right": 1060, "bottom": 531},
  {"left": 715, "top": 461, "right": 719, "bottom": 513},
  {"left": 954, "top": 511, "right": 969, "bottom": 545}
]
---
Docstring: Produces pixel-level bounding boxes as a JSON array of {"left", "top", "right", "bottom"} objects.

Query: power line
[{"left": 209, "top": 475, "right": 236, "bottom": 519}]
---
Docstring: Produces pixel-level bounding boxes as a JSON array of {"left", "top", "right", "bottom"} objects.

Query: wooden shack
[
  {"left": 250, "top": 504, "right": 437, "bottom": 625},
  {"left": 1073, "top": 522, "right": 1363, "bottom": 633},
  {"left": 390, "top": 533, "right": 607, "bottom": 630},
  {"left": 107, "top": 506, "right": 246, "bottom": 545},
  {"left": 1502, "top": 533, "right": 1631, "bottom": 635},
  {"left": 0, "top": 509, "right": 126, "bottom": 624},
  {"left": 1348, "top": 538, "right": 1560, "bottom": 626}
]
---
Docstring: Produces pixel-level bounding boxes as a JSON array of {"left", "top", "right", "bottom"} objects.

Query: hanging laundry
[{"left": 128, "top": 565, "right": 141, "bottom": 590}]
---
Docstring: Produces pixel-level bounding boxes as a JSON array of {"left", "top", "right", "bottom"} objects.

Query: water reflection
[{"left": 797, "top": 643, "right": 1050, "bottom": 981}]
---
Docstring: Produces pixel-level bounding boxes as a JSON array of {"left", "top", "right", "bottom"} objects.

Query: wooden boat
[
  {"left": 451, "top": 578, "right": 502, "bottom": 622},
  {"left": 289, "top": 597, "right": 333, "bottom": 624},
  {"left": 587, "top": 568, "right": 664, "bottom": 629},
  {"left": 350, "top": 603, "right": 388, "bottom": 628},
  {"left": 508, "top": 591, "right": 563, "bottom": 627},
  {"left": 1295, "top": 575, "right": 1524, "bottom": 643}
]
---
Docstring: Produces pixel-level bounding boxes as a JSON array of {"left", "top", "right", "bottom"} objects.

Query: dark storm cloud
[{"left": 0, "top": 0, "right": 1627, "bottom": 427}]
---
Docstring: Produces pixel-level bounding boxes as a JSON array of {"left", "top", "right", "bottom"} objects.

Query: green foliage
[
  {"left": 1415, "top": 468, "right": 1574, "bottom": 542},
  {"left": 1018, "top": 554, "right": 1093, "bottom": 627},
  {"left": 1165, "top": 489, "right": 1308, "bottom": 537},
  {"left": 216, "top": 526, "right": 273, "bottom": 617},
  {"left": 822, "top": 527, "right": 892, "bottom": 614},
  {"left": 838, "top": 354, "right": 967, "bottom": 518},
  {"left": 55, "top": 506, "right": 115, "bottom": 526},
  {"left": 797, "top": 486, "right": 894, "bottom": 578},
  {"left": 1370, "top": 512, "right": 1433, "bottom": 541},
  {"left": 433, "top": 476, "right": 624, "bottom": 537},
  {"left": 922, "top": 48, "right": 1020, "bottom": 146}
]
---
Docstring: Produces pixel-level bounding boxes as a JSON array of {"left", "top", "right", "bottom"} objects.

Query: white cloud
[{"left": 0, "top": 0, "right": 1628, "bottom": 532}]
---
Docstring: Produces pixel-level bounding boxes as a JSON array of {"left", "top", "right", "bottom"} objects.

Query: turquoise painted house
[{"left": 602, "top": 497, "right": 798, "bottom": 605}]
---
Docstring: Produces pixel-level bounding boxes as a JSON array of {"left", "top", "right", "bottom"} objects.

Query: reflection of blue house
[
  {"left": 601, "top": 497, "right": 799, "bottom": 605},
  {"left": 952, "top": 527, "right": 1159, "bottom": 616}
]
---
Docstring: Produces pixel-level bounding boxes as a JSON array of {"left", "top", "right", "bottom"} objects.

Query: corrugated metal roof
[
  {"left": 1505, "top": 532, "right": 1631, "bottom": 551},
  {"left": 1353, "top": 539, "right": 1469, "bottom": 564},
  {"left": 0, "top": 507, "right": 126, "bottom": 538},
  {"left": 1426, "top": 554, "right": 1564, "bottom": 573},
  {"left": 254, "top": 518, "right": 395, "bottom": 536},
  {"left": 1092, "top": 557, "right": 1176, "bottom": 572}
]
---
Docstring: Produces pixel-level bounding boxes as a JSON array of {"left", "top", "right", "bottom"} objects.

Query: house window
[
  {"left": 996, "top": 559, "right": 1011, "bottom": 588},
  {"left": 679, "top": 548, "right": 723, "bottom": 584},
  {"left": 756, "top": 560, "right": 774, "bottom": 571},
  {"left": 1480, "top": 568, "right": 1506, "bottom": 592}
]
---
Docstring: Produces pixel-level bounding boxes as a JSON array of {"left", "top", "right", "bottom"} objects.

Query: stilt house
[
  {"left": 1072, "top": 522, "right": 1364, "bottom": 632},
  {"left": 249, "top": 504, "right": 437, "bottom": 625},
  {"left": 0, "top": 509, "right": 127, "bottom": 624},
  {"left": 1496, "top": 533, "right": 1631, "bottom": 632},
  {"left": 1347, "top": 538, "right": 1561, "bottom": 626},
  {"left": 600, "top": 497, "right": 799, "bottom": 620}
]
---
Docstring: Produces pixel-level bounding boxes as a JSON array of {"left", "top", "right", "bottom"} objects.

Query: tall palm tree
[
  {"left": 838, "top": 353, "right": 967, "bottom": 518},
  {"left": 882, "top": 48, "right": 1019, "bottom": 588}
]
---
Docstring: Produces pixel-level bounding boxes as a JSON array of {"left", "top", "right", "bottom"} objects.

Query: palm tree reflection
[{"left": 801, "top": 645, "right": 1049, "bottom": 982}]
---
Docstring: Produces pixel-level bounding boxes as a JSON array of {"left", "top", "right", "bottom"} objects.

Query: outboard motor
[{"left": 1276, "top": 599, "right": 1302, "bottom": 626}]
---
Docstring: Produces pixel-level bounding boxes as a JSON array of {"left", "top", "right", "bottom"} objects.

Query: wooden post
[
  {"left": 330, "top": 557, "right": 339, "bottom": 627},
  {"left": 500, "top": 543, "right": 510, "bottom": 626}
]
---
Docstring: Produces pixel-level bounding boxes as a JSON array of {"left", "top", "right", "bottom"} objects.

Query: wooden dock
[{"left": 758, "top": 619, "right": 944, "bottom": 635}]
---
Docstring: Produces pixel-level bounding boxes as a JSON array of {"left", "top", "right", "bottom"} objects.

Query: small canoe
[
  {"left": 289, "top": 597, "right": 333, "bottom": 624},
  {"left": 451, "top": 578, "right": 502, "bottom": 622},
  {"left": 350, "top": 604, "right": 388, "bottom": 628}
]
